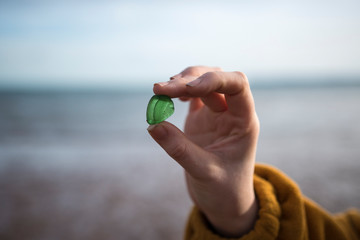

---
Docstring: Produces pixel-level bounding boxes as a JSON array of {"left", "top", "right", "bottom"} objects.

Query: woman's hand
[{"left": 147, "top": 66, "right": 259, "bottom": 237}]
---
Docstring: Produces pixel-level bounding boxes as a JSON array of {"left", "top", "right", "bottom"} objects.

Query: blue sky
[{"left": 0, "top": 0, "right": 359, "bottom": 88}]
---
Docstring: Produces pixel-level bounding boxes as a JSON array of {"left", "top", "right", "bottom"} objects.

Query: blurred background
[{"left": 0, "top": 0, "right": 360, "bottom": 239}]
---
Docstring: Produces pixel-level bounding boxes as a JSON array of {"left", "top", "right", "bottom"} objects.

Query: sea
[{"left": 0, "top": 84, "right": 360, "bottom": 240}]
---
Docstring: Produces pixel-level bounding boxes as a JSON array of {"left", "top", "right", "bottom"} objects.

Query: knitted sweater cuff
[{"left": 184, "top": 164, "right": 289, "bottom": 240}]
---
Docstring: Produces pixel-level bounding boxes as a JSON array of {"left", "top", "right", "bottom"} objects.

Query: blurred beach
[
  {"left": 1, "top": 0, "right": 360, "bottom": 239},
  {"left": 0, "top": 85, "right": 360, "bottom": 240}
]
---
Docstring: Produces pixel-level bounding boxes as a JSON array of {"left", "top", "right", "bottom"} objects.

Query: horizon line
[{"left": 1, "top": 78, "right": 360, "bottom": 93}]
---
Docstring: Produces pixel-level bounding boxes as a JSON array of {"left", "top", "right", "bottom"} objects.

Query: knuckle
[
  {"left": 183, "top": 66, "right": 222, "bottom": 78},
  {"left": 202, "top": 71, "right": 219, "bottom": 80},
  {"left": 233, "top": 71, "right": 247, "bottom": 82},
  {"left": 169, "top": 143, "right": 188, "bottom": 160},
  {"left": 198, "top": 72, "right": 224, "bottom": 92},
  {"left": 233, "top": 71, "right": 250, "bottom": 88},
  {"left": 184, "top": 66, "right": 201, "bottom": 76}
]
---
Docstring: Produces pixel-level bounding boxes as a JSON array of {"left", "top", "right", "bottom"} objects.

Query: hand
[{"left": 147, "top": 66, "right": 259, "bottom": 237}]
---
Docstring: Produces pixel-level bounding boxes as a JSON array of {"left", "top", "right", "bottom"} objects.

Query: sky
[{"left": 0, "top": 0, "right": 360, "bottom": 89}]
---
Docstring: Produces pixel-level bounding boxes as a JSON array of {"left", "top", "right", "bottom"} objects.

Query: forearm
[
  {"left": 185, "top": 164, "right": 360, "bottom": 240},
  {"left": 188, "top": 133, "right": 259, "bottom": 237}
]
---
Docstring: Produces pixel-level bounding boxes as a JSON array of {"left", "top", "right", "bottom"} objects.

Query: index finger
[
  {"left": 153, "top": 75, "right": 197, "bottom": 97},
  {"left": 154, "top": 66, "right": 222, "bottom": 97},
  {"left": 186, "top": 71, "right": 256, "bottom": 118}
]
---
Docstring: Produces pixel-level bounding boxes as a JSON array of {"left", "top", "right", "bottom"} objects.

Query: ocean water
[{"left": 0, "top": 87, "right": 360, "bottom": 240}]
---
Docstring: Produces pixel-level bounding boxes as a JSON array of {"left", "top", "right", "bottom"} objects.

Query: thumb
[{"left": 147, "top": 121, "right": 212, "bottom": 178}]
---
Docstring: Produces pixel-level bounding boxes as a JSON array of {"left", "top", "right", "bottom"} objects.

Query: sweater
[{"left": 185, "top": 164, "right": 360, "bottom": 240}]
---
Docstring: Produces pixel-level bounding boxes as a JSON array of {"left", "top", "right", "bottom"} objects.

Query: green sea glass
[{"left": 146, "top": 95, "right": 174, "bottom": 125}]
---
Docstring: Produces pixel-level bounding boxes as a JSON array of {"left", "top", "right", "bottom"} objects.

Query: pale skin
[{"left": 147, "top": 66, "right": 260, "bottom": 237}]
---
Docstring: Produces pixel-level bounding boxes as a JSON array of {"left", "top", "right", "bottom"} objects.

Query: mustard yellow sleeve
[{"left": 184, "top": 164, "right": 360, "bottom": 240}]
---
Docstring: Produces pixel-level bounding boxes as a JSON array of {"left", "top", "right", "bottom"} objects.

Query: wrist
[{"left": 204, "top": 191, "right": 258, "bottom": 238}]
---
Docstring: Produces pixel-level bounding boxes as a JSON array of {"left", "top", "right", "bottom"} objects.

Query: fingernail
[
  {"left": 154, "top": 81, "right": 169, "bottom": 87},
  {"left": 147, "top": 123, "right": 168, "bottom": 139},
  {"left": 147, "top": 124, "right": 157, "bottom": 131},
  {"left": 170, "top": 74, "right": 181, "bottom": 80},
  {"left": 186, "top": 78, "right": 202, "bottom": 87}
]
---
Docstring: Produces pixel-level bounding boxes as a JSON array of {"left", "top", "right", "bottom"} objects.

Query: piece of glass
[{"left": 146, "top": 95, "right": 174, "bottom": 125}]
